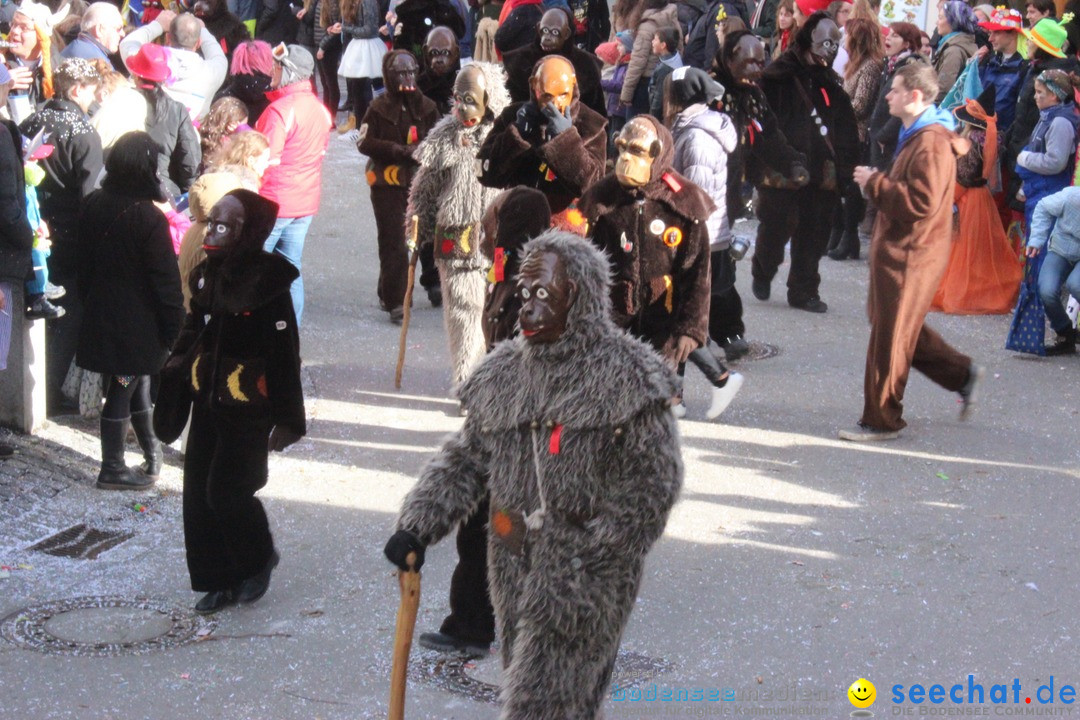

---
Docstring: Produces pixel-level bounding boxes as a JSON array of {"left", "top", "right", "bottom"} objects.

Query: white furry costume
[
  {"left": 407, "top": 61, "right": 511, "bottom": 387},
  {"left": 395, "top": 231, "right": 683, "bottom": 719}
]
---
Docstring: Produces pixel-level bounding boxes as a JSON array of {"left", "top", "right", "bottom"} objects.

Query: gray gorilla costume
[
  {"left": 394, "top": 231, "right": 683, "bottom": 719},
  {"left": 406, "top": 61, "right": 511, "bottom": 387}
]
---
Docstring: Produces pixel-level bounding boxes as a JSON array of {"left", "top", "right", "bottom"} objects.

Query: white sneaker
[
  {"left": 706, "top": 372, "right": 744, "bottom": 420},
  {"left": 342, "top": 128, "right": 360, "bottom": 144},
  {"left": 671, "top": 401, "right": 687, "bottom": 418}
]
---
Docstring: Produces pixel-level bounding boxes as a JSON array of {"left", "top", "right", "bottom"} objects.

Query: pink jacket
[{"left": 256, "top": 82, "right": 332, "bottom": 218}]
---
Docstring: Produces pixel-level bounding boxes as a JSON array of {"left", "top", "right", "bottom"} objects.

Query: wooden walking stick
[
  {"left": 388, "top": 551, "right": 421, "bottom": 720},
  {"left": 395, "top": 215, "right": 421, "bottom": 389}
]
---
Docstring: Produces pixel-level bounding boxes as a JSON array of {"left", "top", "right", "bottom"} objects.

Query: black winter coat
[
  {"left": 144, "top": 89, "right": 202, "bottom": 198},
  {"left": 713, "top": 64, "right": 805, "bottom": 221},
  {"left": 393, "top": 0, "right": 466, "bottom": 56},
  {"left": 760, "top": 49, "right": 860, "bottom": 189},
  {"left": 477, "top": 96, "right": 607, "bottom": 214},
  {"left": 257, "top": 0, "right": 301, "bottom": 44},
  {"left": 173, "top": 254, "right": 306, "bottom": 435},
  {"left": 75, "top": 191, "right": 185, "bottom": 375},
  {"left": 0, "top": 120, "right": 33, "bottom": 283},
  {"left": 502, "top": 39, "right": 607, "bottom": 117},
  {"left": 684, "top": 0, "right": 750, "bottom": 69},
  {"left": 213, "top": 72, "right": 274, "bottom": 125},
  {"left": 867, "top": 53, "right": 925, "bottom": 168},
  {"left": 20, "top": 99, "right": 104, "bottom": 248},
  {"left": 493, "top": 2, "right": 541, "bottom": 55}
]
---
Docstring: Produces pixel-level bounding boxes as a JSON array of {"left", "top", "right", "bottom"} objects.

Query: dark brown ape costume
[
  {"left": 478, "top": 56, "right": 606, "bottom": 234},
  {"left": 579, "top": 116, "right": 713, "bottom": 360},
  {"left": 358, "top": 50, "right": 440, "bottom": 317},
  {"left": 501, "top": 7, "right": 607, "bottom": 117},
  {"left": 159, "top": 189, "right": 305, "bottom": 611}
]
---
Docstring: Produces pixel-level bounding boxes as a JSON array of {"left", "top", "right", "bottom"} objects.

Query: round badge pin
[{"left": 649, "top": 219, "right": 665, "bottom": 236}]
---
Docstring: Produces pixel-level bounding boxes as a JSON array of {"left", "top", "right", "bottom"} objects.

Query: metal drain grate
[
  {"left": 28, "top": 524, "right": 133, "bottom": 560},
  {"left": 412, "top": 649, "right": 673, "bottom": 704},
  {"left": 741, "top": 341, "right": 780, "bottom": 362}
]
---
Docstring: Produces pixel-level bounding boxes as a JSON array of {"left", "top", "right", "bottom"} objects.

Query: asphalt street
[{"left": 0, "top": 137, "right": 1078, "bottom": 720}]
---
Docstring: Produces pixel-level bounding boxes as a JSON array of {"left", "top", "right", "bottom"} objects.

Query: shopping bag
[
  {"left": 940, "top": 57, "right": 984, "bottom": 114},
  {"left": 1005, "top": 258, "right": 1046, "bottom": 356}
]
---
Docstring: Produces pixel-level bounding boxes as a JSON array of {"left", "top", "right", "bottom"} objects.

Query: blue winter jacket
[{"left": 978, "top": 51, "right": 1026, "bottom": 133}]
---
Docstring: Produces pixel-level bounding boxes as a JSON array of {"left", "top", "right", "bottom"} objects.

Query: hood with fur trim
[
  {"left": 193, "top": 189, "right": 298, "bottom": 314},
  {"left": 458, "top": 230, "right": 679, "bottom": 429}
]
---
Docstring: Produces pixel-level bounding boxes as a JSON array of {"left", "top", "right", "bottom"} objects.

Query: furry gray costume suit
[
  {"left": 406, "top": 61, "right": 511, "bottom": 387},
  {"left": 394, "top": 231, "right": 683, "bottom": 719}
]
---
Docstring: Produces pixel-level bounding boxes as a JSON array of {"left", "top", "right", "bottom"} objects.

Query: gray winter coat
[
  {"left": 396, "top": 231, "right": 682, "bottom": 720},
  {"left": 932, "top": 32, "right": 977, "bottom": 104},
  {"left": 406, "top": 61, "right": 511, "bottom": 271},
  {"left": 671, "top": 104, "right": 738, "bottom": 249}
]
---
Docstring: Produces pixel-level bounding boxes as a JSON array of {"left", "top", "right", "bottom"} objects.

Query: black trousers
[
  {"left": 317, "top": 35, "right": 342, "bottom": 114},
  {"left": 752, "top": 185, "right": 837, "bottom": 305},
  {"left": 102, "top": 375, "right": 151, "bottom": 420},
  {"left": 183, "top": 404, "right": 275, "bottom": 592},
  {"left": 709, "top": 248, "right": 745, "bottom": 341},
  {"left": 346, "top": 77, "right": 377, "bottom": 125},
  {"left": 438, "top": 496, "right": 496, "bottom": 644},
  {"left": 45, "top": 245, "right": 79, "bottom": 409}
]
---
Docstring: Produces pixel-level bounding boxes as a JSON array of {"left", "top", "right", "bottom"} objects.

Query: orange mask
[{"left": 532, "top": 56, "right": 575, "bottom": 114}]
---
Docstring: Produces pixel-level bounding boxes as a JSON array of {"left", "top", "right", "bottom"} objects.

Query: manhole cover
[
  {"left": 412, "top": 649, "right": 672, "bottom": 704},
  {"left": 28, "top": 524, "right": 133, "bottom": 560},
  {"left": 738, "top": 341, "right": 780, "bottom": 362},
  {"left": 1, "top": 596, "right": 215, "bottom": 657}
]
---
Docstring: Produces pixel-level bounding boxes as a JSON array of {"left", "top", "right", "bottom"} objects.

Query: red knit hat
[{"left": 795, "top": 0, "right": 832, "bottom": 16}]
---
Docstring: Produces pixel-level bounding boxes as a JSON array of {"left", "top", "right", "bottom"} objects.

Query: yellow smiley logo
[{"left": 848, "top": 678, "right": 876, "bottom": 709}]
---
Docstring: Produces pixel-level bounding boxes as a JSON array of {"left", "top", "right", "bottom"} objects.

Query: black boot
[
  {"left": 1045, "top": 328, "right": 1077, "bottom": 356},
  {"left": 130, "top": 408, "right": 163, "bottom": 478},
  {"left": 96, "top": 417, "right": 154, "bottom": 490},
  {"left": 825, "top": 224, "right": 843, "bottom": 255},
  {"left": 829, "top": 231, "right": 860, "bottom": 260}
]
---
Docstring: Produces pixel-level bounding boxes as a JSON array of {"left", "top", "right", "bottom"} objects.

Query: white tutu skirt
[{"left": 338, "top": 37, "right": 387, "bottom": 79}]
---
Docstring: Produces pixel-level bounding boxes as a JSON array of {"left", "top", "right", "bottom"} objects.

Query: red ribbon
[
  {"left": 820, "top": 88, "right": 830, "bottom": 107},
  {"left": 494, "top": 248, "right": 505, "bottom": 282},
  {"left": 549, "top": 424, "right": 563, "bottom": 454},
  {"left": 662, "top": 172, "right": 682, "bottom": 192}
]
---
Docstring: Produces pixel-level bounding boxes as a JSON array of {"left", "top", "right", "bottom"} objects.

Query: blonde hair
[{"left": 209, "top": 129, "right": 270, "bottom": 171}]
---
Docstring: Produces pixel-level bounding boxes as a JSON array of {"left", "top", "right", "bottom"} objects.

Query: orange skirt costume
[{"left": 932, "top": 102, "right": 1022, "bottom": 314}]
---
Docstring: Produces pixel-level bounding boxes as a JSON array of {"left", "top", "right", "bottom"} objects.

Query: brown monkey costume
[{"left": 358, "top": 50, "right": 440, "bottom": 321}]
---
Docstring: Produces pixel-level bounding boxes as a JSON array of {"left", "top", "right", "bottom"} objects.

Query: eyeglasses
[{"left": 428, "top": 48, "right": 453, "bottom": 57}]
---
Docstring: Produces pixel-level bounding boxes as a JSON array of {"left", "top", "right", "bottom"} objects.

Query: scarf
[
  {"left": 886, "top": 49, "right": 911, "bottom": 75},
  {"left": 896, "top": 105, "right": 955, "bottom": 156}
]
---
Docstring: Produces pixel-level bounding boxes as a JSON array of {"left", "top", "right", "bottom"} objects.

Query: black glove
[
  {"left": 384, "top": 529, "right": 425, "bottom": 571},
  {"left": 789, "top": 162, "right": 810, "bottom": 187},
  {"left": 540, "top": 102, "right": 573, "bottom": 138},
  {"left": 514, "top": 102, "right": 545, "bottom": 143}
]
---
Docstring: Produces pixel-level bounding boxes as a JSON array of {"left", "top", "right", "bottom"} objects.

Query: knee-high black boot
[
  {"left": 97, "top": 417, "right": 154, "bottom": 490},
  {"left": 130, "top": 408, "right": 163, "bottom": 478}
]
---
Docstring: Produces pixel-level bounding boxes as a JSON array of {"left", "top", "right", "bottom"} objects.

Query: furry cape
[
  {"left": 396, "top": 232, "right": 682, "bottom": 719},
  {"left": 407, "top": 61, "right": 510, "bottom": 270}
]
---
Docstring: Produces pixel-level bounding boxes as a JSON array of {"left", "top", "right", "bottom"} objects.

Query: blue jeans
[
  {"left": 1038, "top": 250, "right": 1080, "bottom": 334},
  {"left": 263, "top": 215, "right": 312, "bottom": 326}
]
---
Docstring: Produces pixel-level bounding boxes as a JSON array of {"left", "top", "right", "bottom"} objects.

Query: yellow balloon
[{"left": 848, "top": 678, "right": 876, "bottom": 709}]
